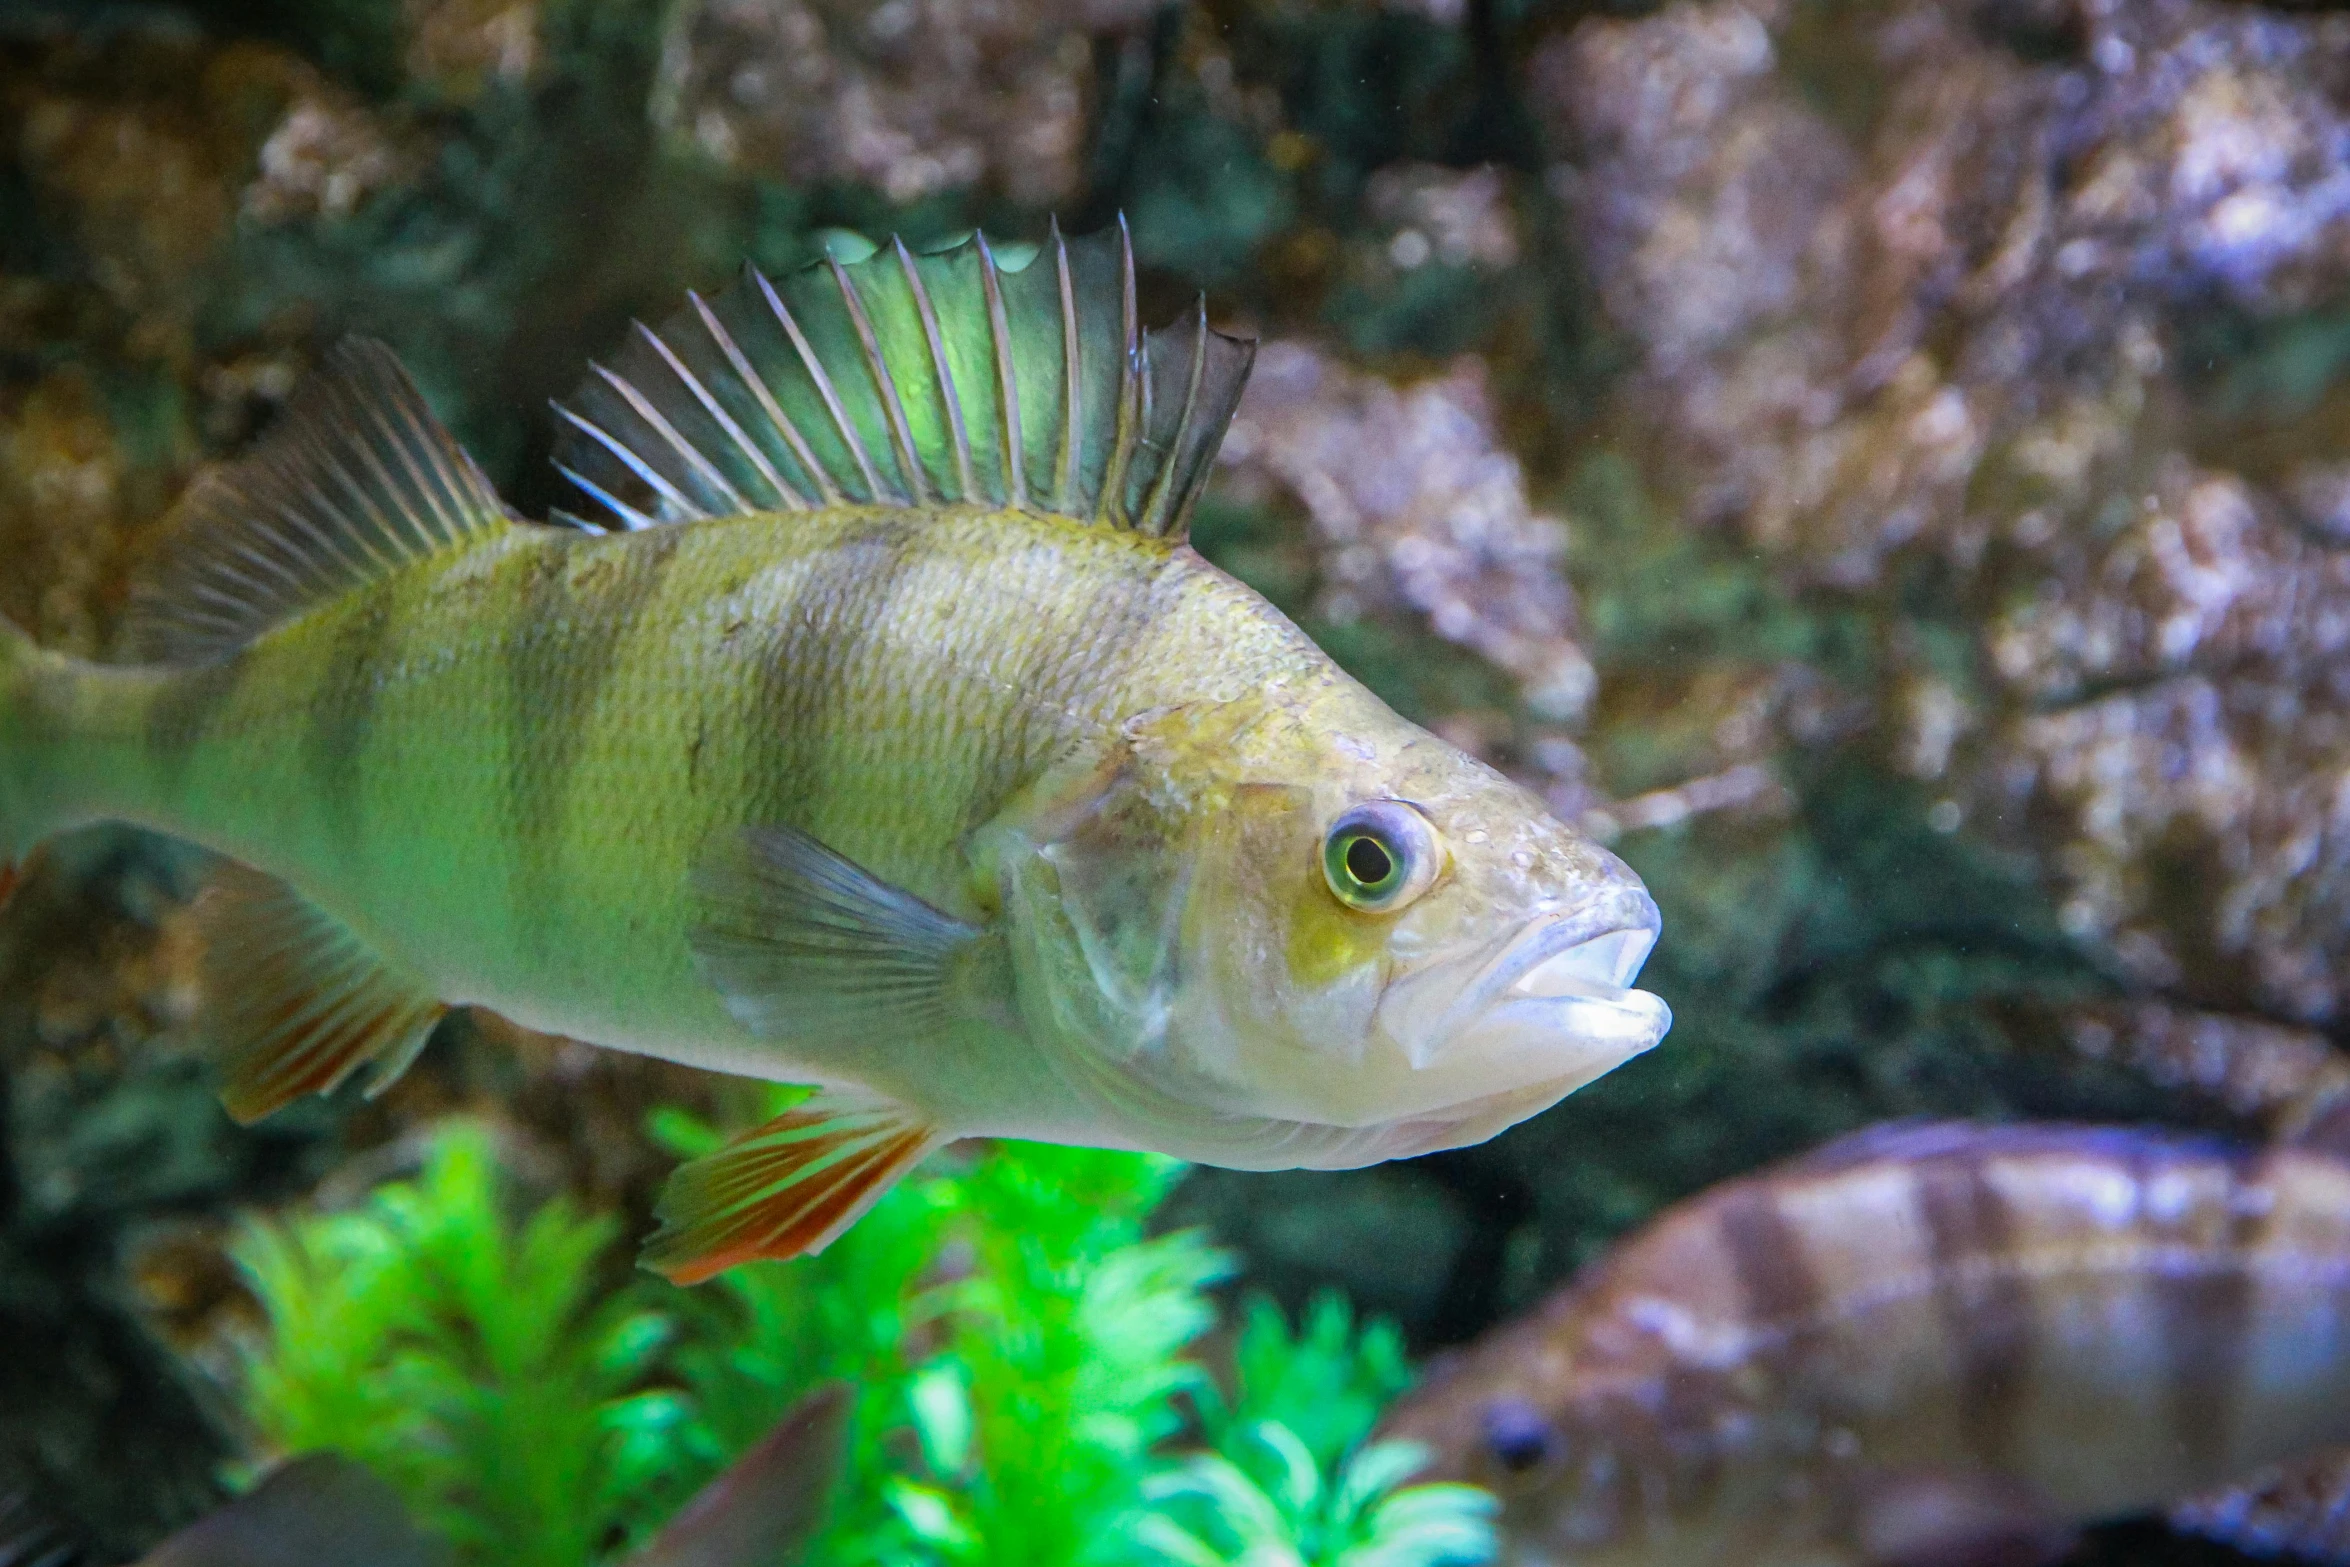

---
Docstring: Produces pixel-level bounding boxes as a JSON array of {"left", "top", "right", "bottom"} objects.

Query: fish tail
[{"left": 0, "top": 613, "right": 155, "bottom": 907}]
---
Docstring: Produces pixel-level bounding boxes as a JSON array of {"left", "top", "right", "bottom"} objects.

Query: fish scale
[{"left": 0, "top": 223, "right": 1672, "bottom": 1281}]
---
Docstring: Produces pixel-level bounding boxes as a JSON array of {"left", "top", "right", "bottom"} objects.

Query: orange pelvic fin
[{"left": 640, "top": 1089, "right": 944, "bottom": 1285}]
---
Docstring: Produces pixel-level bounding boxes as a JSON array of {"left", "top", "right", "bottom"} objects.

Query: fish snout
[{"left": 1379, "top": 885, "right": 1672, "bottom": 1081}]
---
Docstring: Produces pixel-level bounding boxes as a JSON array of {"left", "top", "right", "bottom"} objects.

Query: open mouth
[
  {"left": 1381, "top": 886, "right": 1673, "bottom": 1080},
  {"left": 1475, "top": 889, "right": 1664, "bottom": 1012},
  {"left": 1502, "top": 922, "right": 1657, "bottom": 1001}
]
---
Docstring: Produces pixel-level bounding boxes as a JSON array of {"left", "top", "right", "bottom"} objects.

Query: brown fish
[{"left": 1381, "top": 1121, "right": 2350, "bottom": 1567}]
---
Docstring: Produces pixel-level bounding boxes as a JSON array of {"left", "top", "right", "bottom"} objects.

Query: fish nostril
[{"left": 1481, "top": 1397, "right": 1555, "bottom": 1472}]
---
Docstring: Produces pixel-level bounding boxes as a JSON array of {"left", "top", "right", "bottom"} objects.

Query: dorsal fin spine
[
  {"left": 552, "top": 219, "right": 1256, "bottom": 542},
  {"left": 603, "top": 350, "right": 749, "bottom": 513},
  {"left": 557, "top": 402, "right": 697, "bottom": 519},
  {"left": 896, "top": 237, "right": 977, "bottom": 503},
  {"left": 1050, "top": 219, "right": 1081, "bottom": 512},
  {"left": 631, "top": 319, "right": 779, "bottom": 511},
  {"left": 974, "top": 234, "right": 1029, "bottom": 511},
  {"left": 755, "top": 270, "right": 873, "bottom": 504},
  {"left": 685, "top": 289, "right": 812, "bottom": 510},
  {"left": 828, "top": 256, "right": 926, "bottom": 503},
  {"left": 555, "top": 460, "right": 655, "bottom": 531},
  {"left": 1138, "top": 302, "right": 1209, "bottom": 536},
  {"left": 1095, "top": 218, "right": 1143, "bottom": 527}
]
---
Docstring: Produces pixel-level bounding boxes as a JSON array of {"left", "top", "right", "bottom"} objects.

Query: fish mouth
[
  {"left": 1479, "top": 897, "right": 1660, "bottom": 1005},
  {"left": 1385, "top": 886, "right": 1673, "bottom": 1082}
]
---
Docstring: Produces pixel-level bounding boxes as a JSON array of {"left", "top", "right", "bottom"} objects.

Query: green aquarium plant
[
  {"left": 653, "top": 1090, "right": 1235, "bottom": 1566},
  {"left": 1129, "top": 1293, "right": 1495, "bottom": 1567},
  {"left": 232, "top": 1123, "right": 687, "bottom": 1565},
  {"left": 230, "top": 1115, "right": 1495, "bottom": 1567},
  {"left": 1133, "top": 1431, "right": 1496, "bottom": 1567}
]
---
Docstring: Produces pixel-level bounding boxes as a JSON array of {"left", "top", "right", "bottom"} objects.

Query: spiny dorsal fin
[
  {"left": 554, "top": 218, "right": 1257, "bottom": 542},
  {"left": 127, "top": 340, "right": 508, "bottom": 664}
]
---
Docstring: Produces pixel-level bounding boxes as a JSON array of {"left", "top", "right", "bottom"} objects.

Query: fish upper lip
[{"left": 1464, "top": 887, "right": 1663, "bottom": 1016}]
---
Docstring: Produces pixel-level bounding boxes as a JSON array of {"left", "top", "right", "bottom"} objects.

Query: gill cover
[{"left": 971, "top": 726, "right": 1493, "bottom": 1172}]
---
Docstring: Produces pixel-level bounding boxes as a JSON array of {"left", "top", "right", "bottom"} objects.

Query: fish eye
[
  {"left": 1321, "top": 801, "right": 1441, "bottom": 913},
  {"left": 1481, "top": 1397, "right": 1556, "bottom": 1473}
]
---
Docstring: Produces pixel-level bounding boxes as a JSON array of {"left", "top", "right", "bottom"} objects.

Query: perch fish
[
  {"left": 1381, "top": 1121, "right": 2350, "bottom": 1567},
  {"left": 0, "top": 224, "right": 1670, "bottom": 1282}
]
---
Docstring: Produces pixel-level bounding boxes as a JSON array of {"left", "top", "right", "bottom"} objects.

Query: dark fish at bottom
[{"left": 1381, "top": 1121, "right": 2350, "bottom": 1566}]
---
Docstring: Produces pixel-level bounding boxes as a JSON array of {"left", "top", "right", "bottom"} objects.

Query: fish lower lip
[{"left": 1453, "top": 987, "right": 1673, "bottom": 1077}]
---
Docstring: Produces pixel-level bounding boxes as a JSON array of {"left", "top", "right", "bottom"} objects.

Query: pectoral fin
[
  {"left": 196, "top": 863, "right": 447, "bottom": 1123},
  {"left": 670, "top": 828, "right": 968, "bottom": 1280},
  {"left": 641, "top": 1088, "right": 944, "bottom": 1283},
  {"left": 688, "top": 823, "right": 982, "bottom": 1040}
]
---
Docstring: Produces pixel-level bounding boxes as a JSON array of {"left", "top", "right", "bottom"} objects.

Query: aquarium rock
[
  {"left": 1544, "top": 0, "right": 2350, "bottom": 1028},
  {"left": 654, "top": 0, "right": 1162, "bottom": 204},
  {"left": 1219, "top": 342, "right": 1596, "bottom": 721}
]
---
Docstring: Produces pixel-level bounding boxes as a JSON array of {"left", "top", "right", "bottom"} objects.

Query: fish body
[
  {"left": 1382, "top": 1121, "right": 2350, "bottom": 1567},
  {"left": 0, "top": 226, "right": 1670, "bottom": 1278},
  {"left": 53, "top": 508, "right": 1276, "bottom": 1141}
]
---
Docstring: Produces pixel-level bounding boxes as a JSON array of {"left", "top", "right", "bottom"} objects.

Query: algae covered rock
[{"left": 1543, "top": 0, "right": 2350, "bottom": 1056}]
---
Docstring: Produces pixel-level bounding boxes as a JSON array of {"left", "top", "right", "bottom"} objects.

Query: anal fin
[
  {"left": 641, "top": 1088, "right": 944, "bottom": 1284},
  {"left": 197, "top": 862, "right": 447, "bottom": 1123}
]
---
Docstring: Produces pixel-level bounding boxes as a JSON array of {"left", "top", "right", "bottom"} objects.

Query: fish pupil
[
  {"left": 1482, "top": 1398, "right": 1554, "bottom": 1471},
  {"left": 1345, "top": 834, "right": 1395, "bottom": 888}
]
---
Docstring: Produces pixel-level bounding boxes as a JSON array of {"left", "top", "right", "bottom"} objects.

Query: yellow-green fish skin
[{"left": 24, "top": 506, "right": 1382, "bottom": 1138}]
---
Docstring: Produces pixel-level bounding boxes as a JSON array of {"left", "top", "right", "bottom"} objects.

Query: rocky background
[{"left": 7, "top": 0, "right": 2350, "bottom": 1559}]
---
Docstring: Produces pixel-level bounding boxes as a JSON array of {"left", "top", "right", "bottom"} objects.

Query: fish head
[
  {"left": 987, "top": 695, "right": 1670, "bottom": 1165},
  {"left": 1168, "top": 716, "right": 1670, "bottom": 1141}
]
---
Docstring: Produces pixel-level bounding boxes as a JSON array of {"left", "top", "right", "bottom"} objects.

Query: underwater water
[{"left": 8, "top": 0, "right": 2350, "bottom": 1562}]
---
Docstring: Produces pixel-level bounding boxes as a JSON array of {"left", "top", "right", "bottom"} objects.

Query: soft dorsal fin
[
  {"left": 553, "top": 218, "right": 1257, "bottom": 542},
  {"left": 127, "top": 339, "right": 508, "bottom": 664}
]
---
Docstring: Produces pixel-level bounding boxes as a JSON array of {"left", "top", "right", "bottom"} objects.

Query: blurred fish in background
[{"left": 1385, "top": 1121, "right": 2350, "bottom": 1566}]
